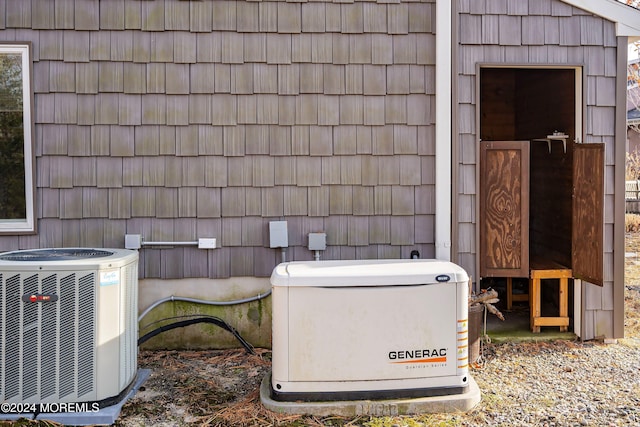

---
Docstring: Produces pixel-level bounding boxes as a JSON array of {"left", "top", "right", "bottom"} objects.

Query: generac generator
[{"left": 270, "top": 259, "right": 470, "bottom": 401}]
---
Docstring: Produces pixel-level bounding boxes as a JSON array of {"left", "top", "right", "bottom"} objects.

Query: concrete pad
[{"left": 260, "top": 373, "right": 481, "bottom": 417}]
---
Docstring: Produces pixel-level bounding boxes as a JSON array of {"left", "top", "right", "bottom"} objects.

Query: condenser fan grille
[{"left": 0, "top": 249, "right": 113, "bottom": 262}]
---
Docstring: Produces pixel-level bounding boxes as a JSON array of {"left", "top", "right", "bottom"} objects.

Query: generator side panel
[
  {"left": 456, "top": 278, "right": 470, "bottom": 378},
  {"left": 271, "top": 286, "right": 290, "bottom": 387}
]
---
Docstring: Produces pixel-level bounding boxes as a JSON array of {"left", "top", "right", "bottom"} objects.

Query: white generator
[
  {"left": 270, "top": 259, "right": 470, "bottom": 401},
  {"left": 0, "top": 248, "right": 138, "bottom": 407}
]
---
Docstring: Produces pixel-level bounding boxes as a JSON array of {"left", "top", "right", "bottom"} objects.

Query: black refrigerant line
[{"left": 137, "top": 315, "right": 255, "bottom": 355}]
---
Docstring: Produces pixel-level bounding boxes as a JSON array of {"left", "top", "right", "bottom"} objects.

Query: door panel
[
  {"left": 572, "top": 143, "right": 604, "bottom": 286},
  {"left": 480, "top": 141, "right": 529, "bottom": 278}
]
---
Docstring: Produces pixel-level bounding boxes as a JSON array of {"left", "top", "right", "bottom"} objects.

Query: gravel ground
[{"left": 465, "top": 338, "right": 640, "bottom": 427}]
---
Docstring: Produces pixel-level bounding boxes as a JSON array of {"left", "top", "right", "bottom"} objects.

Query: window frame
[{"left": 0, "top": 43, "right": 35, "bottom": 234}]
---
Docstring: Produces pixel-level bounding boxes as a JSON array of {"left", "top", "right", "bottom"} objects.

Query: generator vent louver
[{"left": 0, "top": 248, "right": 138, "bottom": 405}]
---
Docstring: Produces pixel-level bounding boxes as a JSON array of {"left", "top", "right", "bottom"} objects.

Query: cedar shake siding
[
  {"left": 0, "top": 0, "right": 438, "bottom": 279},
  {"left": 455, "top": 0, "right": 621, "bottom": 339}
]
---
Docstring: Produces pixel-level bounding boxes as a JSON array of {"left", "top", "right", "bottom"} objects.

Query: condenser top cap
[
  {"left": 0, "top": 248, "right": 114, "bottom": 262},
  {"left": 0, "top": 248, "right": 138, "bottom": 270}
]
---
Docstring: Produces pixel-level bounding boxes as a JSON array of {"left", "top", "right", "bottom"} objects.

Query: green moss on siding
[{"left": 139, "top": 296, "right": 272, "bottom": 350}]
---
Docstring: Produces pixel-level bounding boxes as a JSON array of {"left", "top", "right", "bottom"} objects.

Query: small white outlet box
[
  {"left": 269, "top": 221, "right": 289, "bottom": 248},
  {"left": 125, "top": 234, "right": 142, "bottom": 249},
  {"left": 308, "top": 232, "right": 327, "bottom": 250},
  {"left": 198, "top": 238, "right": 217, "bottom": 249}
]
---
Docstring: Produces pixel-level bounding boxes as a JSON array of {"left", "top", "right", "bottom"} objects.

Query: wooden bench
[{"left": 529, "top": 259, "right": 571, "bottom": 333}]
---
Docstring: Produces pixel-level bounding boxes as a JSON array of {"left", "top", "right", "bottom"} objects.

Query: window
[{"left": 0, "top": 44, "right": 34, "bottom": 233}]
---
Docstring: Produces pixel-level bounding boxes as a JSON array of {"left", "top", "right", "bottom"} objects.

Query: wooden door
[
  {"left": 572, "top": 143, "right": 604, "bottom": 286},
  {"left": 480, "top": 141, "right": 530, "bottom": 278}
]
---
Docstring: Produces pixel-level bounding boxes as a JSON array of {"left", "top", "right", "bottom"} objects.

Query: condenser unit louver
[{"left": 0, "top": 248, "right": 139, "bottom": 406}]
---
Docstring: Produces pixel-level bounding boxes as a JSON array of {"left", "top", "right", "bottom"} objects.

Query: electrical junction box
[
  {"left": 124, "top": 234, "right": 142, "bottom": 250},
  {"left": 308, "top": 233, "right": 326, "bottom": 251},
  {"left": 198, "top": 238, "right": 217, "bottom": 249},
  {"left": 270, "top": 259, "right": 470, "bottom": 402},
  {"left": 269, "top": 221, "right": 288, "bottom": 248}
]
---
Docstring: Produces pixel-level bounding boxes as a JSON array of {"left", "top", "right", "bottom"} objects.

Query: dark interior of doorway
[{"left": 478, "top": 67, "right": 577, "bottom": 336}]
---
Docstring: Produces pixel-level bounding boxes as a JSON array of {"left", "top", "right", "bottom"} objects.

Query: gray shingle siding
[{"left": 3, "top": 0, "right": 435, "bottom": 279}]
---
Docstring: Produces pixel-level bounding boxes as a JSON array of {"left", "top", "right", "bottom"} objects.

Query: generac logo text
[{"left": 388, "top": 348, "right": 447, "bottom": 364}]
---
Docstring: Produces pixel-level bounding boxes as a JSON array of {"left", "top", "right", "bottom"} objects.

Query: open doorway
[{"left": 477, "top": 66, "right": 604, "bottom": 336}]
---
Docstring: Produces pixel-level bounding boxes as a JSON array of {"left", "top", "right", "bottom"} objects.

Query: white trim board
[{"left": 562, "top": 0, "right": 640, "bottom": 36}]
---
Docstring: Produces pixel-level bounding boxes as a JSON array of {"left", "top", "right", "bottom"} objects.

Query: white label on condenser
[{"left": 100, "top": 270, "right": 119, "bottom": 287}]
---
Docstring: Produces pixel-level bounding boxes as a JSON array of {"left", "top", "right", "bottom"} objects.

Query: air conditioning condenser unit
[{"left": 0, "top": 248, "right": 138, "bottom": 407}]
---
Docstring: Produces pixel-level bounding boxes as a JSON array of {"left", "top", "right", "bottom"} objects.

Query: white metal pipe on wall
[{"left": 138, "top": 291, "right": 272, "bottom": 323}]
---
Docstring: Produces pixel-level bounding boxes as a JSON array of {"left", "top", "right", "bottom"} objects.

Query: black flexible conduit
[{"left": 138, "top": 315, "right": 255, "bottom": 355}]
